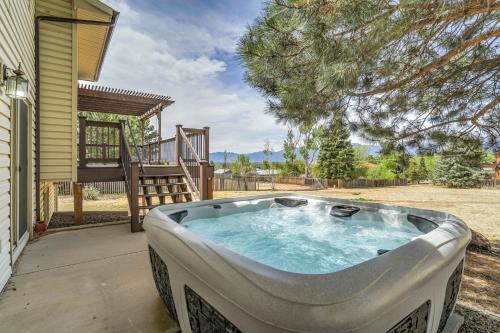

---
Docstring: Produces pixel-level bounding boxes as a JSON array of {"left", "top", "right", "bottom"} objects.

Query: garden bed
[{"left": 48, "top": 211, "right": 130, "bottom": 229}]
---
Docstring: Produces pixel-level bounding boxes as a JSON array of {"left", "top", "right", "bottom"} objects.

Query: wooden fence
[
  {"left": 214, "top": 175, "right": 407, "bottom": 191},
  {"left": 327, "top": 178, "right": 408, "bottom": 188},
  {"left": 58, "top": 181, "right": 127, "bottom": 196},
  {"left": 213, "top": 175, "right": 257, "bottom": 191}
]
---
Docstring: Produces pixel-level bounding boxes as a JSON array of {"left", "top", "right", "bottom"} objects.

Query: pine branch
[{"left": 347, "top": 29, "right": 500, "bottom": 97}]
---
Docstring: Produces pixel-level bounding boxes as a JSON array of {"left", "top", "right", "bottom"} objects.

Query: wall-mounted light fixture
[{"left": 2, "top": 63, "right": 29, "bottom": 100}]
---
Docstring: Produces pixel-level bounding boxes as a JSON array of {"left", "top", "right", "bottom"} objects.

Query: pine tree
[
  {"left": 283, "top": 128, "right": 301, "bottom": 176},
  {"left": 317, "top": 118, "right": 354, "bottom": 180},
  {"left": 433, "top": 139, "right": 489, "bottom": 188},
  {"left": 239, "top": 1, "right": 499, "bottom": 150},
  {"left": 418, "top": 156, "right": 428, "bottom": 182}
]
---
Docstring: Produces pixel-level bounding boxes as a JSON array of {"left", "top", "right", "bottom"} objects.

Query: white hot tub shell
[{"left": 143, "top": 194, "right": 471, "bottom": 333}]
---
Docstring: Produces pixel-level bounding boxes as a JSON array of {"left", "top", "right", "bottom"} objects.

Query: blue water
[{"left": 182, "top": 202, "right": 424, "bottom": 274}]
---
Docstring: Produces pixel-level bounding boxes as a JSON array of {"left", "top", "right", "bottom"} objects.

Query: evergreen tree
[
  {"left": 282, "top": 128, "right": 301, "bottom": 176},
  {"left": 240, "top": 1, "right": 499, "bottom": 150},
  {"left": 418, "top": 156, "right": 429, "bottom": 181},
  {"left": 317, "top": 118, "right": 354, "bottom": 180},
  {"left": 433, "top": 139, "right": 489, "bottom": 188}
]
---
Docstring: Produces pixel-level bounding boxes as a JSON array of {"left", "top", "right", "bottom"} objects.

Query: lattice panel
[
  {"left": 185, "top": 285, "right": 241, "bottom": 333},
  {"left": 386, "top": 300, "right": 430, "bottom": 333},
  {"left": 148, "top": 246, "right": 179, "bottom": 324},
  {"left": 438, "top": 260, "right": 464, "bottom": 333}
]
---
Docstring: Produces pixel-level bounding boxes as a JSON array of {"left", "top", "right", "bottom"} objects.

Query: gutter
[{"left": 34, "top": 12, "right": 119, "bottom": 222}]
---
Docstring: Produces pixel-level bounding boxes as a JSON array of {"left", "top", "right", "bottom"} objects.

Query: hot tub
[{"left": 143, "top": 194, "right": 470, "bottom": 333}]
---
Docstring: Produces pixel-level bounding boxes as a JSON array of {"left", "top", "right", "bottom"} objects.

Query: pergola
[{"left": 78, "top": 83, "right": 174, "bottom": 145}]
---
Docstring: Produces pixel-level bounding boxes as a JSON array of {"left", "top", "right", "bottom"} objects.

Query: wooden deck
[{"left": 76, "top": 117, "right": 213, "bottom": 232}]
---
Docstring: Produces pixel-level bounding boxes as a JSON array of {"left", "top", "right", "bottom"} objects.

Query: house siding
[
  {"left": 0, "top": 0, "right": 36, "bottom": 291},
  {"left": 40, "top": 181, "right": 56, "bottom": 222},
  {"left": 36, "top": 0, "right": 77, "bottom": 182}
]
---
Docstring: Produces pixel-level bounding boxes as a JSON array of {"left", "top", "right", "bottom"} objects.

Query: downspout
[{"left": 34, "top": 12, "right": 119, "bottom": 221}]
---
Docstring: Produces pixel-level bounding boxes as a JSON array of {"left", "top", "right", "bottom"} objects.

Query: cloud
[{"left": 95, "top": 0, "right": 286, "bottom": 152}]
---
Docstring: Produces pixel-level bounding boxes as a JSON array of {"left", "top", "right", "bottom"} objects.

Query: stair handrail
[
  {"left": 179, "top": 128, "right": 203, "bottom": 163},
  {"left": 126, "top": 120, "right": 145, "bottom": 174},
  {"left": 176, "top": 126, "right": 211, "bottom": 200}
]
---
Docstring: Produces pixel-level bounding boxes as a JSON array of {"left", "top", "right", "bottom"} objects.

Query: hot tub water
[{"left": 182, "top": 201, "right": 424, "bottom": 274}]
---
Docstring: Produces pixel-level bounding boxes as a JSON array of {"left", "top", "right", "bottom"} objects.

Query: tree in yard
[
  {"left": 239, "top": 1, "right": 500, "bottom": 151},
  {"left": 317, "top": 117, "right": 354, "bottom": 180},
  {"left": 263, "top": 139, "right": 274, "bottom": 172},
  {"left": 230, "top": 154, "right": 254, "bottom": 190},
  {"left": 282, "top": 128, "right": 302, "bottom": 176},
  {"left": 298, "top": 123, "right": 322, "bottom": 177},
  {"left": 418, "top": 156, "right": 429, "bottom": 181},
  {"left": 231, "top": 154, "right": 254, "bottom": 177},
  {"left": 433, "top": 138, "right": 489, "bottom": 188},
  {"left": 263, "top": 139, "right": 276, "bottom": 189}
]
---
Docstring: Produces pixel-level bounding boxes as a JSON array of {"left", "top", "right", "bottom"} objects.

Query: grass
[{"left": 58, "top": 184, "right": 499, "bottom": 314}]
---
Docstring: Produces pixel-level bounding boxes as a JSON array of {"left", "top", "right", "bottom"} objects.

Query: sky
[{"left": 95, "top": 0, "right": 287, "bottom": 153}]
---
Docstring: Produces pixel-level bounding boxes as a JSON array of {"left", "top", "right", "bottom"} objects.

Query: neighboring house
[
  {"left": 214, "top": 168, "right": 232, "bottom": 175},
  {"left": 0, "top": 0, "right": 118, "bottom": 292},
  {"left": 254, "top": 168, "right": 280, "bottom": 176}
]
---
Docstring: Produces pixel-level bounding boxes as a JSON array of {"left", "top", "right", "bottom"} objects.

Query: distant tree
[
  {"left": 367, "top": 154, "right": 398, "bottom": 180},
  {"left": 263, "top": 139, "right": 273, "bottom": 171},
  {"left": 418, "top": 156, "right": 429, "bottom": 181},
  {"left": 433, "top": 138, "right": 489, "bottom": 188},
  {"left": 282, "top": 128, "right": 301, "bottom": 176},
  {"left": 352, "top": 145, "right": 371, "bottom": 179},
  {"left": 230, "top": 154, "right": 253, "bottom": 177},
  {"left": 298, "top": 123, "right": 322, "bottom": 178},
  {"left": 317, "top": 117, "right": 354, "bottom": 180},
  {"left": 223, "top": 150, "right": 229, "bottom": 170}
]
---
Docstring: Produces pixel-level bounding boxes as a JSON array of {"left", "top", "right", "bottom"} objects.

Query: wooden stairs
[
  {"left": 138, "top": 173, "right": 193, "bottom": 214},
  {"left": 77, "top": 118, "right": 213, "bottom": 232}
]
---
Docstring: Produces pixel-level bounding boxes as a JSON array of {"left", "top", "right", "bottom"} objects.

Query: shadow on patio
[{"left": 0, "top": 224, "right": 178, "bottom": 333}]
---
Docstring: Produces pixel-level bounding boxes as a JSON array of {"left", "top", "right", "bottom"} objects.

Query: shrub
[{"left": 83, "top": 185, "right": 100, "bottom": 200}]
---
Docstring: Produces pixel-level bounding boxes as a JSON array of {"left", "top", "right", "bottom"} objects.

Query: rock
[{"left": 468, "top": 229, "right": 492, "bottom": 252}]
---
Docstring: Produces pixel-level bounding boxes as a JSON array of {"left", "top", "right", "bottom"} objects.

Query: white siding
[{"left": 0, "top": 0, "right": 36, "bottom": 291}]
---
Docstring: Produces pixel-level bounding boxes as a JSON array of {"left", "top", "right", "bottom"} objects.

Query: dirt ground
[{"left": 58, "top": 184, "right": 499, "bottom": 314}]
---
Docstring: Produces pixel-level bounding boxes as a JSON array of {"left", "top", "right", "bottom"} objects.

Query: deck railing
[
  {"left": 78, "top": 117, "right": 212, "bottom": 202},
  {"left": 176, "top": 125, "right": 211, "bottom": 200},
  {"left": 78, "top": 116, "right": 121, "bottom": 167}
]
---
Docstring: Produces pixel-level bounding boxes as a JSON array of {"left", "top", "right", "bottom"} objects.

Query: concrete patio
[{"left": 0, "top": 224, "right": 178, "bottom": 333}]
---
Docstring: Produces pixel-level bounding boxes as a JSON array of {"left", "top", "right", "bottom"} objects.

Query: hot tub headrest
[
  {"left": 330, "top": 205, "right": 361, "bottom": 218},
  {"left": 274, "top": 198, "right": 308, "bottom": 207},
  {"left": 407, "top": 214, "right": 438, "bottom": 233},
  {"left": 168, "top": 210, "right": 188, "bottom": 223}
]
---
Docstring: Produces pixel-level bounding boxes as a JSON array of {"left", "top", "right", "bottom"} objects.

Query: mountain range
[{"left": 209, "top": 144, "right": 381, "bottom": 163}]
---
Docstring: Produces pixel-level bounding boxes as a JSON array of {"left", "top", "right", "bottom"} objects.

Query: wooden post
[
  {"left": 78, "top": 116, "right": 87, "bottom": 168},
  {"left": 130, "top": 161, "right": 142, "bottom": 232},
  {"left": 118, "top": 120, "right": 126, "bottom": 164},
  {"left": 73, "top": 182, "right": 83, "bottom": 225},
  {"left": 207, "top": 177, "right": 213, "bottom": 200},
  {"left": 175, "top": 124, "right": 182, "bottom": 165},
  {"left": 203, "top": 126, "right": 210, "bottom": 161},
  {"left": 199, "top": 161, "right": 208, "bottom": 200},
  {"left": 157, "top": 112, "right": 162, "bottom": 163}
]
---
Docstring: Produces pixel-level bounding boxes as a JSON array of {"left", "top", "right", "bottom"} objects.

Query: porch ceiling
[{"left": 78, "top": 84, "right": 174, "bottom": 120}]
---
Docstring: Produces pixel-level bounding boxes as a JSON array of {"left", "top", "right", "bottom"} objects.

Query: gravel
[{"left": 456, "top": 304, "right": 500, "bottom": 333}]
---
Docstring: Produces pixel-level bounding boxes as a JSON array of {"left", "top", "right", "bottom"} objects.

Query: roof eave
[{"left": 93, "top": 10, "right": 120, "bottom": 81}]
